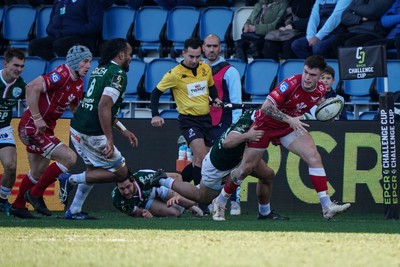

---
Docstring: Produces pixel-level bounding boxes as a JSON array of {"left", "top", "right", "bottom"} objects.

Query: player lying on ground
[{"left": 112, "top": 169, "right": 203, "bottom": 218}]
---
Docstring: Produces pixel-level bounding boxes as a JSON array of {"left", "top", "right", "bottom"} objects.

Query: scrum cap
[{"left": 66, "top": 45, "right": 92, "bottom": 71}]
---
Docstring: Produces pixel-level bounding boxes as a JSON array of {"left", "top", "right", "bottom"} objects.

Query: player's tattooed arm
[{"left": 261, "top": 99, "right": 289, "bottom": 122}]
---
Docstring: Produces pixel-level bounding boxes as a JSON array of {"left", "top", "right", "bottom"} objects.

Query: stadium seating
[
  {"left": 346, "top": 110, "right": 355, "bottom": 120},
  {"left": 231, "top": 6, "right": 253, "bottom": 42},
  {"left": 359, "top": 110, "right": 378, "bottom": 120},
  {"left": 226, "top": 58, "right": 247, "bottom": 82},
  {"left": 102, "top": 6, "right": 136, "bottom": 42},
  {"left": 278, "top": 59, "right": 303, "bottom": 83},
  {"left": 133, "top": 6, "right": 169, "bottom": 58},
  {"left": 61, "top": 107, "right": 74, "bottom": 119},
  {"left": 35, "top": 5, "right": 52, "bottom": 38},
  {"left": 198, "top": 7, "right": 233, "bottom": 57},
  {"left": 124, "top": 58, "right": 147, "bottom": 116},
  {"left": 144, "top": 58, "right": 178, "bottom": 104},
  {"left": 159, "top": 109, "right": 179, "bottom": 119},
  {"left": 165, "top": 6, "right": 200, "bottom": 58},
  {"left": 342, "top": 78, "right": 375, "bottom": 102},
  {"left": 2, "top": 5, "right": 37, "bottom": 50},
  {"left": 244, "top": 59, "right": 279, "bottom": 103},
  {"left": 342, "top": 78, "right": 375, "bottom": 118},
  {"left": 22, "top": 56, "right": 47, "bottom": 83},
  {"left": 376, "top": 60, "right": 400, "bottom": 94},
  {"left": 46, "top": 57, "right": 65, "bottom": 72}
]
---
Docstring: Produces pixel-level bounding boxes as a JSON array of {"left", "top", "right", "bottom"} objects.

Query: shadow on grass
[{"left": 1, "top": 211, "right": 399, "bottom": 234}]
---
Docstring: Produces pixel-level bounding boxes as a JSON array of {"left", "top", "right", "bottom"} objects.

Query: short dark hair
[
  {"left": 184, "top": 37, "right": 202, "bottom": 51},
  {"left": 323, "top": 65, "right": 335, "bottom": 79},
  {"left": 4, "top": 47, "right": 25, "bottom": 63},
  {"left": 304, "top": 55, "right": 326, "bottom": 71},
  {"left": 99, "top": 38, "right": 129, "bottom": 66}
]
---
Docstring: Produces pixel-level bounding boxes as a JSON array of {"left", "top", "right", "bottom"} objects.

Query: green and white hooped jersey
[
  {"left": 0, "top": 74, "right": 26, "bottom": 128},
  {"left": 71, "top": 62, "right": 127, "bottom": 135},
  {"left": 209, "top": 108, "right": 256, "bottom": 171}
]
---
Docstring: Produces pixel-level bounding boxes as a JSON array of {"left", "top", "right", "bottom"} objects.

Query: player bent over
[
  {"left": 213, "top": 55, "right": 350, "bottom": 220},
  {"left": 151, "top": 109, "right": 288, "bottom": 221},
  {"left": 112, "top": 169, "right": 203, "bottom": 218}
]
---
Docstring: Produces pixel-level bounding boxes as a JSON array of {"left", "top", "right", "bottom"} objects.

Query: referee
[{"left": 151, "top": 37, "right": 222, "bottom": 186}]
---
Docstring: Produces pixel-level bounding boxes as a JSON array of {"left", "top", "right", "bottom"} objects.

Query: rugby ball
[{"left": 315, "top": 97, "right": 344, "bottom": 122}]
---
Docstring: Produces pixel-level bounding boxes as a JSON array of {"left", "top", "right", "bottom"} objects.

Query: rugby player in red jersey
[{"left": 10, "top": 45, "right": 93, "bottom": 219}]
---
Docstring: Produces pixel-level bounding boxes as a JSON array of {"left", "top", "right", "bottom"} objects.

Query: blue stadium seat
[
  {"left": 376, "top": 60, "right": 400, "bottom": 94},
  {"left": 2, "top": 5, "right": 37, "bottom": 50},
  {"left": 133, "top": 6, "right": 169, "bottom": 58},
  {"left": 145, "top": 58, "right": 178, "bottom": 103},
  {"left": 159, "top": 109, "right": 179, "bottom": 119},
  {"left": 102, "top": 6, "right": 136, "bottom": 41},
  {"left": 35, "top": 5, "right": 52, "bottom": 38},
  {"left": 278, "top": 59, "right": 304, "bottom": 83},
  {"left": 342, "top": 78, "right": 374, "bottom": 103},
  {"left": 46, "top": 57, "right": 66, "bottom": 73},
  {"left": 244, "top": 59, "right": 279, "bottom": 103},
  {"left": 346, "top": 110, "right": 355, "bottom": 120},
  {"left": 22, "top": 56, "right": 47, "bottom": 83},
  {"left": 0, "top": 7, "right": 4, "bottom": 24},
  {"left": 166, "top": 6, "right": 200, "bottom": 58},
  {"left": 232, "top": 6, "right": 253, "bottom": 42},
  {"left": 124, "top": 58, "right": 147, "bottom": 116},
  {"left": 226, "top": 58, "right": 247, "bottom": 81},
  {"left": 61, "top": 108, "right": 74, "bottom": 119},
  {"left": 359, "top": 110, "right": 378, "bottom": 120},
  {"left": 199, "top": 7, "right": 233, "bottom": 56}
]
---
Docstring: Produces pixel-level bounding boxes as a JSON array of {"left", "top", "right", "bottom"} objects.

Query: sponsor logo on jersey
[
  {"left": 187, "top": 81, "right": 207, "bottom": 98},
  {"left": 278, "top": 82, "right": 289, "bottom": 93},
  {"left": 12, "top": 87, "right": 22, "bottom": 98},
  {"left": 92, "top": 67, "right": 108, "bottom": 76},
  {"left": 50, "top": 72, "right": 61, "bottom": 83},
  {"left": 293, "top": 94, "right": 300, "bottom": 99}
]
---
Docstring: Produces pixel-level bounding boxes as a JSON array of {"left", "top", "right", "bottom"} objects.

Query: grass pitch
[{"left": 1, "top": 211, "right": 399, "bottom": 267}]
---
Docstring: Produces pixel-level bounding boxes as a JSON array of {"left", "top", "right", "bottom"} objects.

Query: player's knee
[
  {"left": 3, "top": 163, "right": 16, "bottom": 176},
  {"left": 266, "top": 168, "right": 275, "bottom": 181},
  {"left": 63, "top": 151, "right": 77, "bottom": 169},
  {"left": 240, "top": 165, "right": 254, "bottom": 178},
  {"left": 115, "top": 166, "right": 129, "bottom": 182}
]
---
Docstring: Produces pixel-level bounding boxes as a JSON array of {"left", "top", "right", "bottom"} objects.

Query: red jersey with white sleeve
[
  {"left": 24, "top": 64, "right": 84, "bottom": 129},
  {"left": 249, "top": 74, "right": 326, "bottom": 148}
]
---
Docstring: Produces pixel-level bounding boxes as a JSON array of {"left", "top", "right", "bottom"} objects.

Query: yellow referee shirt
[{"left": 156, "top": 61, "right": 215, "bottom": 116}]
